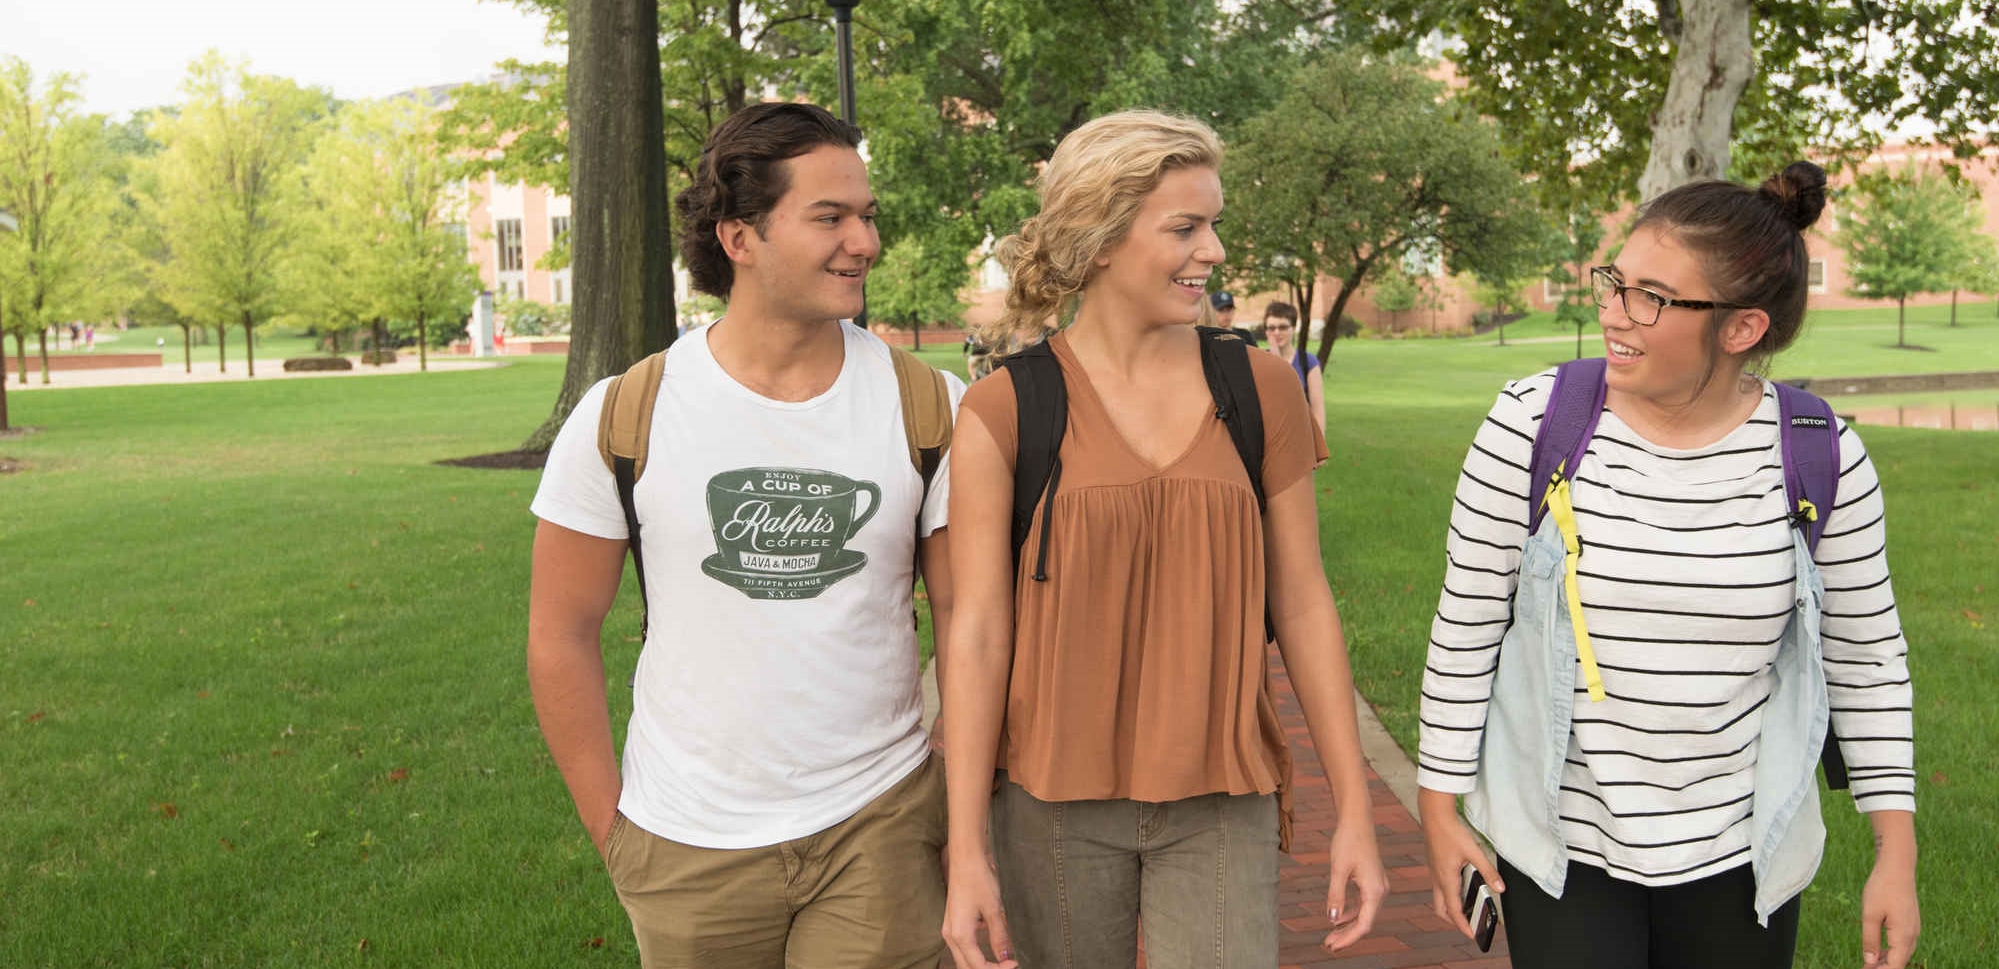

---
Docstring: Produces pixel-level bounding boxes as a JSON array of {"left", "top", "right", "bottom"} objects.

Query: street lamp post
[
  {"left": 825, "top": 0, "right": 865, "bottom": 326},
  {"left": 826, "top": 0, "right": 859, "bottom": 126}
]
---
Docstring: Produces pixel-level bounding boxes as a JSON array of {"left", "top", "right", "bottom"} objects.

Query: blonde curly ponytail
[{"left": 975, "top": 110, "right": 1224, "bottom": 348}]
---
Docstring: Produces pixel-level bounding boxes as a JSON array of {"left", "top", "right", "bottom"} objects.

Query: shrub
[
  {"left": 360, "top": 350, "right": 398, "bottom": 365},
  {"left": 283, "top": 356, "right": 355, "bottom": 372}
]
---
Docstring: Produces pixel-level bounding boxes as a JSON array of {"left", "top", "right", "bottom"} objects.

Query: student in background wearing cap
[{"left": 1209, "top": 290, "right": 1259, "bottom": 345}]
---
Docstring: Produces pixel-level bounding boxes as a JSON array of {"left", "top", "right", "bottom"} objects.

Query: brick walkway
[{"left": 1267, "top": 644, "right": 1511, "bottom": 969}]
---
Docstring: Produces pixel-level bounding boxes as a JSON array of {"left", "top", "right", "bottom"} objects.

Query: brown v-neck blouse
[{"left": 959, "top": 332, "right": 1328, "bottom": 849}]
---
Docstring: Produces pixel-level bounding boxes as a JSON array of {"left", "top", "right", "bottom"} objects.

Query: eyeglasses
[
  {"left": 1264, "top": 323, "right": 1294, "bottom": 332},
  {"left": 1589, "top": 266, "right": 1749, "bottom": 326}
]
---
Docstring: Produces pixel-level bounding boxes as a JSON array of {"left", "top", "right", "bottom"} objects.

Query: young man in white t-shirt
[{"left": 527, "top": 102, "right": 963, "bottom": 969}]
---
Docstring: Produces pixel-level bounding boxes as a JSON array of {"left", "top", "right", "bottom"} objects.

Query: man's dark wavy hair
[{"left": 675, "top": 102, "right": 863, "bottom": 298}]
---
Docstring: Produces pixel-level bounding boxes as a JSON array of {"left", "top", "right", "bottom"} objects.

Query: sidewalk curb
[{"left": 918, "top": 661, "right": 1421, "bottom": 820}]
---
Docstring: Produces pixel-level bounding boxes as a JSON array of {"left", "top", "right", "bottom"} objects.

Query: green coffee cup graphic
[{"left": 702, "top": 467, "right": 880, "bottom": 599}]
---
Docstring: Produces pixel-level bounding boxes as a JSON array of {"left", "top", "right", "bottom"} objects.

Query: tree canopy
[
  {"left": 1838, "top": 163, "right": 1988, "bottom": 347},
  {"left": 1224, "top": 52, "right": 1552, "bottom": 360},
  {"left": 1371, "top": 0, "right": 1999, "bottom": 205}
]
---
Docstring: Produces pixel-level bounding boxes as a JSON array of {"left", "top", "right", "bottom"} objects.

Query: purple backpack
[{"left": 1525, "top": 357, "right": 1849, "bottom": 789}]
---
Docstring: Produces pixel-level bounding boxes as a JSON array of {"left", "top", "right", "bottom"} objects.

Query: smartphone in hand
[{"left": 1458, "top": 863, "right": 1501, "bottom": 952}]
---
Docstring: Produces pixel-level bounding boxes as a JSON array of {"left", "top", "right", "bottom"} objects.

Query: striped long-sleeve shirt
[{"left": 1418, "top": 369, "right": 1915, "bottom": 887}]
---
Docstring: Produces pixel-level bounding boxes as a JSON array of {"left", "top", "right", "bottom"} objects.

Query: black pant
[{"left": 1496, "top": 857, "right": 1801, "bottom": 969}]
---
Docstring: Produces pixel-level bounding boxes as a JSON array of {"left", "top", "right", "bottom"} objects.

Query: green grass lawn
[{"left": 1, "top": 314, "right": 1992, "bottom": 966}]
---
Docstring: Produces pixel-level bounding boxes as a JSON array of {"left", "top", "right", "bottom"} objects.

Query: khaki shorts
[{"left": 603, "top": 755, "right": 948, "bottom": 969}]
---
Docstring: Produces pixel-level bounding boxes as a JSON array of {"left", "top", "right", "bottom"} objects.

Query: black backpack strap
[
  {"left": 1196, "top": 326, "right": 1265, "bottom": 511},
  {"left": 1002, "top": 340, "right": 1066, "bottom": 581},
  {"left": 1195, "top": 326, "right": 1277, "bottom": 641}
]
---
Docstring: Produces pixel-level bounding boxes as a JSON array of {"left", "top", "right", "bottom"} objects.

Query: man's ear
[
  {"left": 1720, "top": 307, "right": 1771, "bottom": 356},
  {"left": 717, "top": 218, "right": 757, "bottom": 270}
]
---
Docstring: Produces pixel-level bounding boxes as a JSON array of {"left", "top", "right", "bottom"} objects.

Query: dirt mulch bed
[
  {"left": 0, "top": 425, "right": 42, "bottom": 441},
  {"left": 435, "top": 449, "right": 548, "bottom": 471},
  {"left": 0, "top": 457, "right": 23, "bottom": 474}
]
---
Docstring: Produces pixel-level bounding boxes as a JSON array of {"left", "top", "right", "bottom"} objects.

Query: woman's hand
[
  {"left": 1419, "top": 788, "right": 1503, "bottom": 940},
  {"left": 941, "top": 847, "right": 1018, "bottom": 969},
  {"left": 1861, "top": 811, "right": 1919, "bottom": 969},
  {"left": 1323, "top": 817, "right": 1389, "bottom": 952}
]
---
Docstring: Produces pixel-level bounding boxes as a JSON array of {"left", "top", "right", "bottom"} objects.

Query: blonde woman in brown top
[{"left": 939, "top": 110, "right": 1387, "bottom": 969}]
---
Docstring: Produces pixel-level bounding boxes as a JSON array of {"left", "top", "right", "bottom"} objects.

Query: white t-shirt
[{"left": 531, "top": 322, "right": 964, "bottom": 849}]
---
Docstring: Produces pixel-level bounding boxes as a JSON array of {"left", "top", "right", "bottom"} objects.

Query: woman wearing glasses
[
  {"left": 1260, "top": 301, "right": 1326, "bottom": 440},
  {"left": 1417, "top": 161, "right": 1919, "bottom": 969}
]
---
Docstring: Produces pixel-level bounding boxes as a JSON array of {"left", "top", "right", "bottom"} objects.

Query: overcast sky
[{"left": 0, "top": 0, "right": 564, "bottom": 119}]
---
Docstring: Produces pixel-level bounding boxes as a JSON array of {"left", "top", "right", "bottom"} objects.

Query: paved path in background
[
  {"left": 8, "top": 357, "right": 504, "bottom": 391},
  {"left": 919, "top": 645, "right": 1510, "bottom": 968}
]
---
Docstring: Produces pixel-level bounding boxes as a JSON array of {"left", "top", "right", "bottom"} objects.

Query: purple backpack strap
[
  {"left": 1773, "top": 382, "right": 1841, "bottom": 552},
  {"left": 1526, "top": 358, "right": 1608, "bottom": 535}
]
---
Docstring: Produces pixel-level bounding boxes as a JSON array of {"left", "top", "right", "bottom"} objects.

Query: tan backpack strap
[
  {"left": 889, "top": 345, "right": 954, "bottom": 487},
  {"left": 596, "top": 350, "right": 669, "bottom": 482}
]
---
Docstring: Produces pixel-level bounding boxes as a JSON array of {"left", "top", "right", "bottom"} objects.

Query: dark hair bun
[{"left": 1759, "top": 161, "right": 1827, "bottom": 231}]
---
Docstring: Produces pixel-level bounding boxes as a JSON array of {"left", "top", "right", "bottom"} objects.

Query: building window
[
  {"left": 550, "top": 215, "right": 571, "bottom": 245},
  {"left": 1808, "top": 258, "right": 1827, "bottom": 294},
  {"left": 496, "top": 219, "right": 524, "bottom": 273}
]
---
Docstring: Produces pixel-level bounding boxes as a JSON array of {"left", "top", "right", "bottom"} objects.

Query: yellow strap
[
  {"left": 1545, "top": 471, "right": 1606, "bottom": 703},
  {"left": 1796, "top": 498, "right": 1818, "bottom": 523}
]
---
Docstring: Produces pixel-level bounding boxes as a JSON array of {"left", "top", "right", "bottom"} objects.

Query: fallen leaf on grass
[
  {"left": 356, "top": 939, "right": 371, "bottom": 953},
  {"left": 154, "top": 802, "right": 179, "bottom": 820},
  {"left": 1930, "top": 771, "right": 1949, "bottom": 787},
  {"left": 582, "top": 937, "right": 605, "bottom": 949},
  {"left": 21, "top": 598, "right": 33, "bottom": 607},
  {"left": 387, "top": 768, "right": 409, "bottom": 784},
  {"left": 26, "top": 711, "right": 45, "bottom": 723},
  {"left": 195, "top": 690, "right": 210, "bottom": 699},
  {"left": 1967, "top": 609, "right": 1984, "bottom": 621},
  {"left": 271, "top": 748, "right": 291, "bottom": 758},
  {"left": 219, "top": 837, "right": 236, "bottom": 851}
]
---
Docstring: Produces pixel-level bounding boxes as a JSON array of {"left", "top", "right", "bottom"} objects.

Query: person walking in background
[
  {"left": 939, "top": 109, "right": 1385, "bottom": 969},
  {"left": 1417, "top": 161, "right": 1918, "bottom": 969},
  {"left": 1208, "top": 289, "right": 1258, "bottom": 345},
  {"left": 1260, "top": 301, "right": 1323, "bottom": 440},
  {"left": 526, "top": 102, "right": 964, "bottom": 969}
]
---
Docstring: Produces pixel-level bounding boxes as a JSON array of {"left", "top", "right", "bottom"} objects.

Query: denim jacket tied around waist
[{"left": 1462, "top": 516, "right": 1831, "bottom": 926}]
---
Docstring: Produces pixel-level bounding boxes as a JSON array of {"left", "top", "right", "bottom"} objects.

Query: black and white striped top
[{"left": 1419, "top": 368, "right": 1916, "bottom": 887}]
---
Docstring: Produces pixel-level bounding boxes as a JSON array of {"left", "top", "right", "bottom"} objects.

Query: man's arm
[
  {"left": 527, "top": 519, "right": 629, "bottom": 854},
  {"left": 917, "top": 528, "right": 953, "bottom": 745}
]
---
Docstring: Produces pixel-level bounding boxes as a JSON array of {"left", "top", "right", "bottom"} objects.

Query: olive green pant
[
  {"left": 991, "top": 777, "right": 1280, "bottom": 969},
  {"left": 603, "top": 755, "right": 947, "bottom": 969}
]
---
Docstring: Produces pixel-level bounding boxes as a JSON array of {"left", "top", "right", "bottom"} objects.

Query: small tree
[
  {"left": 0, "top": 58, "right": 128, "bottom": 387},
  {"left": 1226, "top": 53, "right": 1550, "bottom": 362},
  {"left": 143, "top": 53, "right": 326, "bottom": 377},
  {"left": 1839, "top": 165, "right": 1984, "bottom": 349},
  {"left": 866, "top": 236, "right": 967, "bottom": 350},
  {"left": 1948, "top": 230, "right": 1999, "bottom": 327}
]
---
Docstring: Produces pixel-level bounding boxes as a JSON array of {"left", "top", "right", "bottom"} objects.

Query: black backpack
[{"left": 1001, "top": 325, "right": 1276, "bottom": 638}]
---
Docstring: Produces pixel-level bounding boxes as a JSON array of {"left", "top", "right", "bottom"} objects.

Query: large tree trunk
[
  {"left": 912, "top": 320, "right": 921, "bottom": 350},
  {"left": 1950, "top": 289, "right": 1958, "bottom": 327},
  {"left": 1897, "top": 296, "right": 1907, "bottom": 347},
  {"left": 217, "top": 324, "right": 228, "bottom": 373},
  {"left": 242, "top": 313, "right": 255, "bottom": 377},
  {"left": 1637, "top": 0, "right": 1755, "bottom": 202},
  {"left": 418, "top": 315, "right": 429, "bottom": 371},
  {"left": 523, "top": 0, "right": 675, "bottom": 452},
  {"left": 13, "top": 332, "right": 25, "bottom": 383},
  {"left": 36, "top": 330, "right": 48, "bottom": 384}
]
